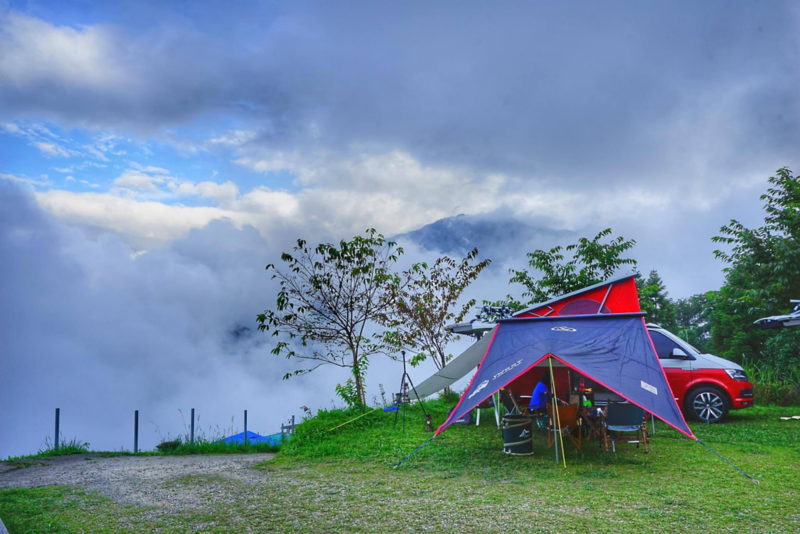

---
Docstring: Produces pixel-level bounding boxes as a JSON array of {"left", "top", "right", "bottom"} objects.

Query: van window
[{"left": 649, "top": 331, "right": 683, "bottom": 359}]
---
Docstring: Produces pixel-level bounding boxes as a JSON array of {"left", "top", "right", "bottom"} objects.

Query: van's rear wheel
[{"left": 686, "top": 387, "right": 729, "bottom": 423}]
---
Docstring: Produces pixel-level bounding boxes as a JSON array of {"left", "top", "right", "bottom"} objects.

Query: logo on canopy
[
  {"left": 551, "top": 326, "right": 577, "bottom": 332},
  {"left": 468, "top": 379, "right": 490, "bottom": 399}
]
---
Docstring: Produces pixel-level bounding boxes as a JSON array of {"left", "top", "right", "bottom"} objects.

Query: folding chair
[
  {"left": 547, "top": 403, "right": 582, "bottom": 450},
  {"left": 475, "top": 396, "right": 499, "bottom": 427},
  {"left": 602, "top": 403, "right": 649, "bottom": 453}
]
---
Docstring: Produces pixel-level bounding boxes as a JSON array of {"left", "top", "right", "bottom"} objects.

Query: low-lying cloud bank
[{"left": 0, "top": 184, "right": 351, "bottom": 457}]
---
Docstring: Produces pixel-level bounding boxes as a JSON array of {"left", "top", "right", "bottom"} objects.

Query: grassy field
[{"left": 2, "top": 401, "right": 799, "bottom": 532}]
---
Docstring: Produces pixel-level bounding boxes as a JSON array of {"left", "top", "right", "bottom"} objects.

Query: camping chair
[
  {"left": 499, "top": 389, "right": 524, "bottom": 415},
  {"left": 547, "top": 403, "right": 582, "bottom": 450},
  {"left": 602, "top": 403, "right": 649, "bottom": 453},
  {"left": 475, "top": 396, "right": 500, "bottom": 428}
]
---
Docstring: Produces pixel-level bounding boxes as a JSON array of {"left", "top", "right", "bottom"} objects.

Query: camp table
[{"left": 578, "top": 408, "right": 604, "bottom": 443}]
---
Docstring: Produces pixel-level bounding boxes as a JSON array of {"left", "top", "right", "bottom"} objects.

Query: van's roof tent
[
  {"left": 446, "top": 272, "right": 639, "bottom": 339},
  {"left": 512, "top": 272, "right": 637, "bottom": 317}
]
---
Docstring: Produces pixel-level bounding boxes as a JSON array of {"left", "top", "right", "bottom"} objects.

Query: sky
[{"left": 1, "top": 1, "right": 798, "bottom": 457}]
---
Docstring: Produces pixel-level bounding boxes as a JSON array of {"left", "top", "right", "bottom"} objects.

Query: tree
[
  {"left": 383, "top": 248, "right": 491, "bottom": 371},
  {"left": 674, "top": 292, "right": 713, "bottom": 352},
  {"left": 257, "top": 229, "right": 407, "bottom": 405},
  {"left": 710, "top": 167, "right": 800, "bottom": 365},
  {"left": 505, "top": 228, "right": 637, "bottom": 307},
  {"left": 636, "top": 270, "right": 677, "bottom": 330}
]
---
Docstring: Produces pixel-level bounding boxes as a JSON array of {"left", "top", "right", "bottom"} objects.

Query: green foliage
[
  {"left": 383, "top": 248, "right": 491, "bottom": 370},
  {"left": 636, "top": 270, "right": 677, "bottom": 330},
  {"left": 156, "top": 438, "right": 182, "bottom": 452},
  {"left": 152, "top": 439, "right": 280, "bottom": 456},
  {"left": 258, "top": 228, "right": 410, "bottom": 403},
  {"left": 740, "top": 353, "right": 800, "bottom": 406},
  {"left": 505, "top": 228, "right": 637, "bottom": 307},
  {"left": 709, "top": 167, "right": 800, "bottom": 370},
  {"left": 334, "top": 378, "right": 363, "bottom": 409},
  {"left": 33, "top": 436, "right": 91, "bottom": 458},
  {"left": 437, "top": 387, "right": 462, "bottom": 404},
  {"left": 674, "top": 292, "right": 713, "bottom": 352}
]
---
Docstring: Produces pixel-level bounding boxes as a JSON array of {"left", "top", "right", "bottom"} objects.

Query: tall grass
[{"left": 740, "top": 355, "right": 800, "bottom": 406}]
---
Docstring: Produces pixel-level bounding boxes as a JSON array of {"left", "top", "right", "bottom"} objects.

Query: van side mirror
[{"left": 670, "top": 348, "right": 690, "bottom": 359}]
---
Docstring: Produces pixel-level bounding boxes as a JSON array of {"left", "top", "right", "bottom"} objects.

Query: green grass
[
  {"left": 741, "top": 356, "right": 800, "bottom": 406},
  {"left": 5, "top": 435, "right": 280, "bottom": 463},
  {"left": 2, "top": 401, "right": 800, "bottom": 532}
]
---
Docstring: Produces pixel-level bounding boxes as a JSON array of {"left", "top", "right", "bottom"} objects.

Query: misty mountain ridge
[{"left": 397, "top": 213, "right": 573, "bottom": 261}]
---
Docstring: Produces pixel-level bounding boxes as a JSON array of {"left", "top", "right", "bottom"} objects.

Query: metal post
[
  {"left": 190, "top": 408, "right": 195, "bottom": 444},
  {"left": 54, "top": 408, "right": 60, "bottom": 451},
  {"left": 292, "top": 415, "right": 295, "bottom": 432},
  {"left": 134, "top": 410, "right": 139, "bottom": 454},
  {"left": 244, "top": 410, "right": 248, "bottom": 445}
]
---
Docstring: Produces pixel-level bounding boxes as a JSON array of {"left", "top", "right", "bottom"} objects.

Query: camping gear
[
  {"left": 437, "top": 314, "right": 695, "bottom": 440},
  {"left": 475, "top": 395, "right": 499, "bottom": 427},
  {"left": 395, "top": 276, "right": 759, "bottom": 483},
  {"left": 547, "top": 403, "right": 582, "bottom": 450},
  {"left": 412, "top": 273, "right": 639, "bottom": 399},
  {"left": 602, "top": 403, "right": 648, "bottom": 453},
  {"left": 501, "top": 415, "right": 533, "bottom": 455},
  {"left": 394, "top": 350, "right": 429, "bottom": 432},
  {"left": 447, "top": 405, "right": 474, "bottom": 425},
  {"left": 219, "top": 430, "right": 282, "bottom": 446}
]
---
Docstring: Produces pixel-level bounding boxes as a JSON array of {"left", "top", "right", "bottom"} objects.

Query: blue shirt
[{"left": 530, "top": 382, "right": 549, "bottom": 410}]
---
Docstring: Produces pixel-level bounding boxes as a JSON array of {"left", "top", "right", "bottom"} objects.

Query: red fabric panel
[
  {"left": 518, "top": 276, "right": 640, "bottom": 318},
  {"left": 506, "top": 366, "right": 570, "bottom": 399}
]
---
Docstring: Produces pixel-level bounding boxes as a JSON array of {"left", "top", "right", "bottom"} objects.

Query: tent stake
[{"left": 549, "top": 356, "right": 567, "bottom": 468}]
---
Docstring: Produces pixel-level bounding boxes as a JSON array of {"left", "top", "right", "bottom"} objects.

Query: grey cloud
[
  {"left": 1, "top": 2, "right": 798, "bottom": 185},
  {"left": 0, "top": 184, "right": 378, "bottom": 457}
]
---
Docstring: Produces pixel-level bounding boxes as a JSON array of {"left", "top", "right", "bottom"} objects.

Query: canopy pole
[{"left": 549, "top": 356, "right": 567, "bottom": 468}]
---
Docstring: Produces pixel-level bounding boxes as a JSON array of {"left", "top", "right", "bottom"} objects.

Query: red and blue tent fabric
[{"left": 436, "top": 313, "right": 696, "bottom": 440}]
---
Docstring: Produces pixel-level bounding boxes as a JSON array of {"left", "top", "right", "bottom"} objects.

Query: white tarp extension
[{"left": 411, "top": 327, "right": 496, "bottom": 400}]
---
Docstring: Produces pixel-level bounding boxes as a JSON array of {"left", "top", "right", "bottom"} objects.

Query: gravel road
[{"left": 0, "top": 454, "right": 274, "bottom": 512}]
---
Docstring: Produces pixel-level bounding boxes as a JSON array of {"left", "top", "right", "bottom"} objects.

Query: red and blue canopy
[{"left": 436, "top": 313, "right": 695, "bottom": 439}]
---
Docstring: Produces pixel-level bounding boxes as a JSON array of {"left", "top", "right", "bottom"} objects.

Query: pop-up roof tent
[{"left": 433, "top": 274, "right": 694, "bottom": 439}]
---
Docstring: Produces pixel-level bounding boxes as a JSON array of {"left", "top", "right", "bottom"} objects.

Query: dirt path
[{"left": 0, "top": 454, "right": 274, "bottom": 512}]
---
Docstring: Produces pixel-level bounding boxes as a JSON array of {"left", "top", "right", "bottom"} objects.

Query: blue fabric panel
[{"left": 437, "top": 315, "right": 694, "bottom": 439}]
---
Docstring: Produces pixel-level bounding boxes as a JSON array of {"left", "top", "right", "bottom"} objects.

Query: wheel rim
[{"left": 692, "top": 392, "right": 725, "bottom": 422}]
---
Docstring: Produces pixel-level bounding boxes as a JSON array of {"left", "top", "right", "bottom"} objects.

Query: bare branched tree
[{"left": 383, "top": 248, "right": 491, "bottom": 371}]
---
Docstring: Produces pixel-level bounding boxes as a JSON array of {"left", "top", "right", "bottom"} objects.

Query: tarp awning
[
  {"left": 436, "top": 313, "right": 695, "bottom": 439},
  {"left": 412, "top": 327, "right": 496, "bottom": 400}
]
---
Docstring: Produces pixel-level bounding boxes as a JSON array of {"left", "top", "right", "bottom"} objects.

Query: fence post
[
  {"left": 244, "top": 410, "right": 248, "bottom": 445},
  {"left": 134, "top": 410, "right": 139, "bottom": 454},
  {"left": 54, "top": 408, "right": 60, "bottom": 451},
  {"left": 190, "top": 408, "right": 195, "bottom": 444}
]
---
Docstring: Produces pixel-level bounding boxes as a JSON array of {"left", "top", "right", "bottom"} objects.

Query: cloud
[
  {"left": 0, "top": 183, "right": 363, "bottom": 457},
  {"left": 0, "top": 171, "right": 51, "bottom": 187},
  {"left": 34, "top": 141, "right": 74, "bottom": 157},
  {"left": 113, "top": 169, "right": 169, "bottom": 192}
]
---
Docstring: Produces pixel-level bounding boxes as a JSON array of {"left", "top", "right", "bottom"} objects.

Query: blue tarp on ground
[
  {"left": 437, "top": 313, "right": 695, "bottom": 439},
  {"left": 219, "top": 430, "right": 283, "bottom": 445}
]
